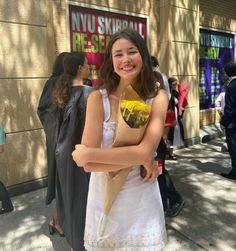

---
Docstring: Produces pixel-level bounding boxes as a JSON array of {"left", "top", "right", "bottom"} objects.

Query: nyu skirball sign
[
  {"left": 199, "top": 29, "right": 234, "bottom": 110},
  {"left": 69, "top": 5, "right": 147, "bottom": 84}
]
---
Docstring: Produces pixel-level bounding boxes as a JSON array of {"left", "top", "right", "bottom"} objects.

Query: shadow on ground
[
  {"left": 0, "top": 189, "right": 69, "bottom": 251},
  {"left": 165, "top": 138, "right": 236, "bottom": 251},
  {"left": 0, "top": 139, "right": 235, "bottom": 251}
]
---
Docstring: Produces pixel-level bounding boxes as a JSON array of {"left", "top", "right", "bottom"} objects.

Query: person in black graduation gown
[
  {"left": 37, "top": 52, "right": 68, "bottom": 235},
  {"left": 52, "top": 52, "right": 93, "bottom": 251}
]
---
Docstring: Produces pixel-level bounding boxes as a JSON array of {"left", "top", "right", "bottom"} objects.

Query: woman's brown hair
[
  {"left": 168, "top": 77, "right": 178, "bottom": 91},
  {"left": 52, "top": 52, "right": 85, "bottom": 109},
  {"left": 153, "top": 70, "right": 165, "bottom": 90},
  {"left": 98, "top": 28, "right": 158, "bottom": 100}
]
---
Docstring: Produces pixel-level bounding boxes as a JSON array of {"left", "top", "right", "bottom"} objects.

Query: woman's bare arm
[
  {"left": 83, "top": 163, "right": 131, "bottom": 172},
  {"left": 73, "top": 89, "right": 168, "bottom": 169},
  {"left": 78, "top": 90, "right": 130, "bottom": 172}
]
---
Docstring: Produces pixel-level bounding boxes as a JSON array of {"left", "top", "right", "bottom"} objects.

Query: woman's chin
[{"left": 120, "top": 72, "right": 139, "bottom": 81}]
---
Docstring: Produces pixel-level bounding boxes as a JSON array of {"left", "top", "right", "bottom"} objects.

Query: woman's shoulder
[
  {"left": 153, "top": 89, "right": 168, "bottom": 100},
  {"left": 87, "top": 89, "right": 104, "bottom": 105},
  {"left": 86, "top": 89, "right": 104, "bottom": 120},
  {"left": 152, "top": 89, "right": 169, "bottom": 107}
]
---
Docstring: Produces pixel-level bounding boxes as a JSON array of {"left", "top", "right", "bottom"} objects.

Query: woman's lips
[{"left": 121, "top": 65, "right": 135, "bottom": 72}]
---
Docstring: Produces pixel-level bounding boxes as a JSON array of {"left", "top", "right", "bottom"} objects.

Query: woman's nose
[{"left": 122, "top": 54, "right": 131, "bottom": 63}]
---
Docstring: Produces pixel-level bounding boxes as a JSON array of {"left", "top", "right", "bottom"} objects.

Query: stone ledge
[
  {"left": 7, "top": 176, "right": 47, "bottom": 197},
  {"left": 200, "top": 123, "right": 223, "bottom": 143}
]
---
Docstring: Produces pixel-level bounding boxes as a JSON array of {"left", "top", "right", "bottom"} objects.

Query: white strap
[
  {"left": 145, "top": 98, "right": 153, "bottom": 106},
  {"left": 99, "top": 89, "right": 111, "bottom": 122}
]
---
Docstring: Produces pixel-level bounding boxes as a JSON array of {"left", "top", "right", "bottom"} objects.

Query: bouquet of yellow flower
[
  {"left": 98, "top": 85, "right": 152, "bottom": 237},
  {"left": 110, "top": 85, "right": 151, "bottom": 147},
  {"left": 120, "top": 100, "right": 151, "bottom": 128}
]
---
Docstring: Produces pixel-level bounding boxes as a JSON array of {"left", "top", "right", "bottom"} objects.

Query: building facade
[{"left": 0, "top": 0, "right": 235, "bottom": 191}]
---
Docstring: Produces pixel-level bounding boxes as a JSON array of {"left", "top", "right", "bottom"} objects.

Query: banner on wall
[
  {"left": 69, "top": 5, "right": 147, "bottom": 84},
  {"left": 199, "top": 29, "right": 235, "bottom": 110}
]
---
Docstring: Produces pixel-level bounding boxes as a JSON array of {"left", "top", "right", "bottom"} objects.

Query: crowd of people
[{"left": 1, "top": 27, "right": 235, "bottom": 251}]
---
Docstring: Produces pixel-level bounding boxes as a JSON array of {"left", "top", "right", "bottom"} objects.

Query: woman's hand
[
  {"left": 143, "top": 160, "right": 161, "bottom": 181},
  {"left": 72, "top": 144, "right": 88, "bottom": 167}
]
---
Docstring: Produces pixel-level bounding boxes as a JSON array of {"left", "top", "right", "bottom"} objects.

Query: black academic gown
[
  {"left": 55, "top": 86, "right": 93, "bottom": 251},
  {"left": 37, "top": 76, "right": 62, "bottom": 205}
]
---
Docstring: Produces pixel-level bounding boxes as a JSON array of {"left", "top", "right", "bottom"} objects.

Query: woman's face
[
  {"left": 171, "top": 81, "right": 178, "bottom": 91},
  {"left": 111, "top": 38, "right": 143, "bottom": 82},
  {"left": 79, "top": 58, "right": 90, "bottom": 79}
]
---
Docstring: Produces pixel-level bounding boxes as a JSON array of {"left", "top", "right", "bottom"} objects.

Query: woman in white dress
[{"left": 72, "top": 28, "right": 168, "bottom": 251}]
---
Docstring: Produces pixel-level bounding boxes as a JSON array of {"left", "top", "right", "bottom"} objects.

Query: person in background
[
  {"left": 167, "top": 77, "right": 185, "bottom": 160},
  {"left": 0, "top": 124, "right": 6, "bottom": 154},
  {"left": 38, "top": 52, "right": 68, "bottom": 129},
  {"left": 152, "top": 56, "right": 185, "bottom": 217},
  {"left": 151, "top": 56, "right": 170, "bottom": 99},
  {"left": 37, "top": 52, "right": 68, "bottom": 237},
  {"left": 220, "top": 62, "right": 236, "bottom": 180},
  {"left": 52, "top": 52, "right": 93, "bottom": 251},
  {"left": 215, "top": 89, "right": 225, "bottom": 117},
  {"left": 178, "top": 82, "right": 189, "bottom": 118},
  {"left": 215, "top": 82, "right": 228, "bottom": 152},
  {"left": 0, "top": 124, "right": 14, "bottom": 214},
  {"left": 83, "top": 78, "right": 93, "bottom": 87}
]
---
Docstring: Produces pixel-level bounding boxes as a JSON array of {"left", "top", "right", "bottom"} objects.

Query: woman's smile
[
  {"left": 112, "top": 38, "right": 142, "bottom": 81},
  {"left": 121, "top": 64, "right": 135, "bottom": 72}
]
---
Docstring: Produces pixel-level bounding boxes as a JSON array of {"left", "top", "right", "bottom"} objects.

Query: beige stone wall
[
  {"left": 157, "top": 0, "right": 200, "bottom": 140},
  {"left": 0, "top": 0, "right": 56, "bottom": 186},
  {"left": 199, "top": 0, "right": 236, "bottom": 126},
  {"left": 200, "top": 0, "right": 236, "bottom": 33}
]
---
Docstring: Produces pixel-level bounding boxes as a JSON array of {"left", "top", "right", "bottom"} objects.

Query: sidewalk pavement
[{"left": 0, "top": 138, "right": 236, "bottom": 251}]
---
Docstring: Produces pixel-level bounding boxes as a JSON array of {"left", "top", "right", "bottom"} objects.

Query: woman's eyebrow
[
  {"left": 128, "top": 46, "right": 137, "bottom": 50},
  {"left": 113, "top": 47, "right": 137, "bottom": 53},
  {"left": 113, "top": 49, "right": 122, "bottom": 53}
]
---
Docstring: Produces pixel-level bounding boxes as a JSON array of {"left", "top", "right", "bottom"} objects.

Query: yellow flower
[{"left": 120, "top": 100, "right": 151, "bottom": 128}]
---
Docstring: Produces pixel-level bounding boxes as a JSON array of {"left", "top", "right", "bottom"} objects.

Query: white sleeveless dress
[{"left": 84, "top": 89, "right": 167, "bottom": 251}]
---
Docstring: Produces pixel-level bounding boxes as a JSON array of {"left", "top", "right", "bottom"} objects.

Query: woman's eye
[
  {"left": 114, "top": 54, "right": 123, "bottom": 58},
  {"left": 129, "top": 51, "right": 138, "bottom": 55}
]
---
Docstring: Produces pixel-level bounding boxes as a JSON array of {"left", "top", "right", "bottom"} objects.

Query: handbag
[{"left": 165, "top": 110, "right": 177, "bottom": 127}]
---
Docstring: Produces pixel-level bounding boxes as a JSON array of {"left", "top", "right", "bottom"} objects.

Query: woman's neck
[
  {"left": 114, "top": 78, "right": 136, "bottom": 98},
  {"left": 72, "top": 77, "right": 84, "bottom": 86}
]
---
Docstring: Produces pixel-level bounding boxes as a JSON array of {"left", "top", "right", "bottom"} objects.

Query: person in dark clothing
[
  {"left": 52, "top": 52, "right": 93, "bottom": 251},
  {"left": 38, "top": 52, "right": 68, "bottom": 134},
  {"left": 152, "top": 56, "right": 184, "bottom": 217},
  {"left": 38, "top": 52, "right": 68, "bottom": 205},
  {"left": 0, "top": 125, "right": 14, "bottom": 215},
  {"left": 156, "top": 139, "right": 184, "bottom": 217},
  {"left": 83, "top": 78, "right": 93, "bottom": 87},
  {"left": 37, "top": 52, "right": 68, "bottom": 236},
  {"left": 220, "top": 62, "right": 236, "bottom": 180}
]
